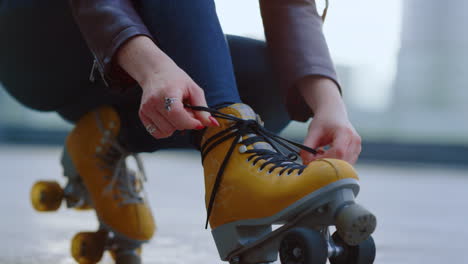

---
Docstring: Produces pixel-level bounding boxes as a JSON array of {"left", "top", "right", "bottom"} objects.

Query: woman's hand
[
  {"left": 116, "top": 36, "right": 216, "bottom": 139},
  {"left": 298, "top": 76, "right": 362, "bottom": 164},
  {"left": 138, "top": 59, "right": 215, "bottom": 138},
  {"left": 302, "top": 107, "right": 362, "bottom": 164}
]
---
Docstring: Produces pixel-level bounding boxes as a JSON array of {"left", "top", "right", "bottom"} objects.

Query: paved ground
[{"left": 0, "top": 145, "right": 467, "bottom": 264}]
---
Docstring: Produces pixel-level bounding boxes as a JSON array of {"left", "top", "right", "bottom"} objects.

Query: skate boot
[
  {"left": 30, "top": 106, "right": 155, "bottom": 264},
  {"left": 195, "top": 103, "right": 376, "bottom": 264}
]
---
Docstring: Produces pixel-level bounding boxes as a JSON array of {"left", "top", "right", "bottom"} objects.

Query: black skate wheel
[
  {"left": 279, "top": 227, "right": 327, "bottom": 264},
  {"left": 329, "top": 232, "right": 376, "bottom": 264},
  {"left": 114, "top": 252, "right": 141, "bottom": 264},
  {"left": 111, "top": 248, "right": 142, "bottom": 262}
]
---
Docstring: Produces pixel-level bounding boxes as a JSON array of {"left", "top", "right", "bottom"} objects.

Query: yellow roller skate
[
  {"left": 193, "top": 103, "right": 377, "bottom": 264},
  {"left": 30, "top": 106, "right": 155, "bottom": 264}
]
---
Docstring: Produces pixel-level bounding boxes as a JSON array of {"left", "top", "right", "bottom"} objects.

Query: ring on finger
[
  {"left": 164, "top": 97, "right": 178, "bottom": 112},
  {"left": 145, "top": 124, "right": 157, "bottom": 134}
]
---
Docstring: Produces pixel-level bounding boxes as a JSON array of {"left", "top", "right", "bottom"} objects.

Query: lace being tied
[
  {"left": 185, "top": 105, "right": 318, "bottom": 229},
  {"left": 94, "top": 112, "right": 147, "bottom": 206}
]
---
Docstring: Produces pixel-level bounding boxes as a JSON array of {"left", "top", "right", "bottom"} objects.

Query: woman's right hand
[
  {"left": 116, "top": 36, "right": 217, "bottom": 139},
  {"left": 138, "top": 57, "right": 216, "bottom": 139}
]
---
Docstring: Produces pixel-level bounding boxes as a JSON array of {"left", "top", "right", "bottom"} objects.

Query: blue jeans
[{"left": 0, "top": 0, "right": 290, "bottom": 152}]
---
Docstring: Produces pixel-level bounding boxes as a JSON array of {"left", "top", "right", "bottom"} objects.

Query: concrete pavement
[{"left": 0, "top": 146, "right": 467, "bottom": 264}]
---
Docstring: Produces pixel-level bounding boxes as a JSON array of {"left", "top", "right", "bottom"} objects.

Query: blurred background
[
  {"left": 2, "top": 0, "right": 468, "bottom": 164},
  {"left": 1, "top": 0, "right": 467, "bottom": 263}
]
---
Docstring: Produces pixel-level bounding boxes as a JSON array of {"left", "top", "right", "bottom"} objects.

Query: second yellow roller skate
[{"left": 31, "top": 106, "right": 156, "bottom": 264}]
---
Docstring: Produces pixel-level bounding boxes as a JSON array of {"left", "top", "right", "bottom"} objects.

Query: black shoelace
[{"left": 185, "top": 105, "right": 318, "bottom": 228}]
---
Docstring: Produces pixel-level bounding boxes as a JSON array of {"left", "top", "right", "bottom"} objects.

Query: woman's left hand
[
  {"left": 301, "top": 108, "right": 361, "bottom": 165},
  {"left": 297, "top": 76, "right": 362, "bottom": 165}
]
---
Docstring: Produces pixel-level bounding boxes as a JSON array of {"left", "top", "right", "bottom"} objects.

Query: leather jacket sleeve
[
  {"left": 68, "top": 0, "right": 152, "bottom": 89},
  {"left": 68, "top": 0, "right": 338, "bottom": 120},
  {"left": 260, "top": 0, "right": 340, "bottom": 121}
]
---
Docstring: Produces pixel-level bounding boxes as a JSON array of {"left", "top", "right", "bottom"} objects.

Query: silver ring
[
  {"left": 164, "top": 97, "right": 178, "bottom": 112},
  {"left": 146, "top": 124, "right": 157, "bottom": 134}
]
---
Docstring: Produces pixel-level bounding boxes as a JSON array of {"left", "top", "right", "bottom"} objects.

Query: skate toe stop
[{"left": 335, "top": 203, "right": 377, "bottom": 246}]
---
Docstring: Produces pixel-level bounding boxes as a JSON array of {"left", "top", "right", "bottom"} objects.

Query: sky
[{"left": 214, "top": 0, "right": 403, "bottom": 110}]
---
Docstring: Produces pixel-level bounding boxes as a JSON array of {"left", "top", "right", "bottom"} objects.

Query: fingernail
[
  {"left": 195, "top": 125, "right": 205, "bottom": 130},
  {"left": 209, "top": 116, "right": 220, "bottom": 127}
]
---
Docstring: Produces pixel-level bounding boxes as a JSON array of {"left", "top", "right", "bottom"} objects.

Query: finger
[
  {"left": 139, "top": 111, "right": 163, "bottom": 139},
  {"left": 348, "top": 146, "right": 360, "bottom": 165},
  {"left": 157, "top": 95, "right": 185, "bottom": 130},
  {"left": 188, "top": 86, "right": 214, "bottom": 127},
  {"left": 166, "top": 99, "right": 203, "bottom": 130},
  {"left": 307, "top": 152, "right": 326, "bottom": 163},
  {"left": 342, "top": 141, "right": 355, "bottom": 164},
  {"left": 142, "top": 101, "right": 175, "bottom": 138},
  {"left": 187, "top": 110, "right": 197, "bottom": 119},
  {"left": 153, "top": 110, "right": 177, "bottom": 138},
  {"left": 300, "top": 127, "right": 324, "bottom": 164},
  {"left": 140, "top": 97, "right": 160, "bottom": 126},
  {"left": 348, "top": 137, "right": 362, "bottom": 164},
  {"left": 322, "top": 132, "right": 350, "bottom": 161},
  {"left": 336, "top": 130, "right": 361, "bottom": 164},
  {"left": 156, "top": 107, "right": 179, "bottom": 136},
  {"left": 300, "top": 150, "right": 316, "bottom": 165}
]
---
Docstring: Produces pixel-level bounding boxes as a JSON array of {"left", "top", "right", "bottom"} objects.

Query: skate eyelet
[
  {"left": 258, "top": 167, "right": 263, "bottom": 172},
  {"left": 239, "top": 145, "right": 247, "bottom": 153}
]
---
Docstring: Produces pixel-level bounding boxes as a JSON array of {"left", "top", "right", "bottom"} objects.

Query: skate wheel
[
  {"left": 113, "top": 250, "right": 142, "bottom": 264},
  {"left": 279, "top": 227, "right": 327, "bottom": 264},
  {"left": 74, "top": 204, "right": 93, "bottom": 211},
  {"left": 329, "top": 232, "right": 376, "bottom": 264},
  {"left": 30, "top": 181, "right": 63, "bottom": 212},
  {"left": 71, "top": 231, "right": 107, "bottom": 264},
  {"left": 110, "top": 247, "right": 142, "bottom": 264},
  {"left": 335, "top": 203, "right": 377, "bottom": 246}
]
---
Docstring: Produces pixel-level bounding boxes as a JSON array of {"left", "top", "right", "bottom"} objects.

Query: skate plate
[{"left": 211, "top": 178, "right": 377, "bottom": 263}]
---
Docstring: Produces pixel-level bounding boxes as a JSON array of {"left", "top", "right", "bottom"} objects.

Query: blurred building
[
  {"left": 345, "top": 0, "right": 468, "bottom": 144},
  {"left": 390, "top": 0, "right": 468, "bottom": 143}
]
